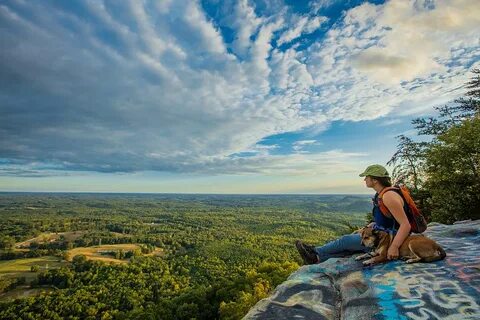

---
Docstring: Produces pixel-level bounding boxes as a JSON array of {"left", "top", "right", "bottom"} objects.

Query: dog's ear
[{"left": 353, "top": 227, "right": 365, "bottom": 234}]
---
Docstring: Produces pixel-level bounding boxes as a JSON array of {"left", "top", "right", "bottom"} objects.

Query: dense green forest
[
  {"left": 0, "top": 193, "right": 368, "bottom": 319},
  {"left": 388, "top": 69, "right": 480, "bottom": 223}
]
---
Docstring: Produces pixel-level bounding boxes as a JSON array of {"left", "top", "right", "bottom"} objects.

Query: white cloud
[
  {"left": 277, "top": 15, "right": 328, "bottom": 46},
  {"left": 379, "top": 118, "right": 403, "bottom": 127},
  {"left": 292, "top": 140, "right": 319, "bottom": 153},
  {"left": 200, "top": 149, "right": 367, "bottom": 176},
  {"left": 349, "top": 0, "right": 480, "bottom": 83},
  {"left": 310, "top": 0, "right": 337, "bottom": 14},
  {"left": 304, "top": 0, "right": 480, "bottom": 121},
  {"left": 0, "top": 0, "right": 479, "bottom": 179},
  {"left": 183, "top": 1, "right": 227, "bottom": 54},
  {"left": 227, "top": 0, "right": 264, "bottom": 58}
]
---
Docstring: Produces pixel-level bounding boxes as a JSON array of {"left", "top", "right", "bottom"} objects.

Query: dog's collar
[{"left": 373, "top": 224, "right": 397, "bottom": 235}]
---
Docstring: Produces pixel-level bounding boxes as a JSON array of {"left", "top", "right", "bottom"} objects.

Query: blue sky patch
[{"left": 0, "top": 0, "right": 478, "bottom": 193}]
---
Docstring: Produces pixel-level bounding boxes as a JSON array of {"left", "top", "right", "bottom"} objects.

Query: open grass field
[
  {"left": 0, "top": 256, "right": 68, "bottom": 283},
  {"left": 66, "top": 244, "right": 162, "bottom": 264},
  {"left": 0, "top": 287, "right": 54, "bottom": 301},
  {"left": 15, "top": 231, "right": 87, "bottom": 248},
  {"left": 0, "top": 246, "right": 162, "bottom": 301}
]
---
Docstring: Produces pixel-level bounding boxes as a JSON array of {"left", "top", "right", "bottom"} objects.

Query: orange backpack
[{"left": 378, "top": 185, "right": 428, "bottom": 233}]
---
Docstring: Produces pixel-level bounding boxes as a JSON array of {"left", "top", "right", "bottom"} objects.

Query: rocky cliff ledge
[{"left": 244, "top": 220, "right": 480, "bottom": 320}]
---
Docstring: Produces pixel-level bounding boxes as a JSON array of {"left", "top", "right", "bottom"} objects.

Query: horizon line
[{"left": 0, "top": 191, "right": 371, "bottom": 196}]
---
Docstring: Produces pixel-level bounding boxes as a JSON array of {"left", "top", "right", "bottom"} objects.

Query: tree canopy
[{"left": 389, "top": 69, "right": 480, "bottom": 223}]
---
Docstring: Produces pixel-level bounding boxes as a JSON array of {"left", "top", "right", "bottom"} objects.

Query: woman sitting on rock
[{"left": 295, "top": 164, "right": 411, "bottom": 264}]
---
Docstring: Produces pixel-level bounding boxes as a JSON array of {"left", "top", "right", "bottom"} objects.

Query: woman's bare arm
[{"left": 383, "top": 191, "right": 411, "bottom": 249}]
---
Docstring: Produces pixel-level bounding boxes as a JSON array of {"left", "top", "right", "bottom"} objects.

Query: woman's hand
[{"left": 387, "top": 244, "right": 399, "bottom": 260}]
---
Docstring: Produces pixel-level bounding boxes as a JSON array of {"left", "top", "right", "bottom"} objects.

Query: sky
[{"left": 0, "top": 0, "right": 479, "bottom": 194}]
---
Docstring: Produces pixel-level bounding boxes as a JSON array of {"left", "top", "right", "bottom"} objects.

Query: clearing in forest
[
  {"left": 66, "top": 244, "right": 162, "bottom": 263},
  {"left": 15, "top": 231, "right": 87, "bottom": 248},
  {"left": 0, "top": 256, "right": 67, "bottom": 282}
]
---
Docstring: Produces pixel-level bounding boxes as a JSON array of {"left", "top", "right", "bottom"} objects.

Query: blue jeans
[{"left": 314, "top": 234, "right": 370, "bottom": 262}]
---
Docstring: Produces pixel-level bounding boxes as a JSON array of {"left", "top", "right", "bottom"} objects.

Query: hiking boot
[{"left": 295, "top": 240, "right": 319, "bottom": 265}]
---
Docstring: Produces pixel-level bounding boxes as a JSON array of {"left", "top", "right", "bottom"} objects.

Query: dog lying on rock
[{"left": 355, "top": 226, "right": 446, "bottom": 266}]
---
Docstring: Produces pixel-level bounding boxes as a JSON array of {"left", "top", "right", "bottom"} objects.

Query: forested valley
[{"left": 0, "top": 193, "right": 368, "bottom": 319}]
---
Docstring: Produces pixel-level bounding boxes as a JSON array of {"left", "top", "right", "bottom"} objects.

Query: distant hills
[{"left": 0, "top": 192, "right": 372, "bottom": 214}]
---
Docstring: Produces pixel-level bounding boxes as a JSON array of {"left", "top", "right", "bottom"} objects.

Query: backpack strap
[{"left": 377, "top": 187, "right": 400, "bottom": 217}]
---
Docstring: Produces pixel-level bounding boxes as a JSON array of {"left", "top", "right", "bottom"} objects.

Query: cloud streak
[{"left": 0, "top": 0, "right": 479, "bottom": 178}]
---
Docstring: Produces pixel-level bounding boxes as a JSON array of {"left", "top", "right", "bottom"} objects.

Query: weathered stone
[{"left": 244, "top": 220, "right": 480, "bottom": 319}]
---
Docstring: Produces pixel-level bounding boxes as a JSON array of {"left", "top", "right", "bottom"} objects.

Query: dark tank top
[{"left": 372, "top": 191, "right": 409, "bottom": 232}]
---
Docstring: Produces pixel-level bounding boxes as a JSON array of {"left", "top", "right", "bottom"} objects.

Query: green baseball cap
[{"left": 359, "top": 164, "right": 390, "bottom": 177}]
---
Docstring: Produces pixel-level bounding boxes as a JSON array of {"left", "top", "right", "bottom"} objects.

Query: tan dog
[{"left": 355, "top": 227, "right": 446, "bottom": 266}]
